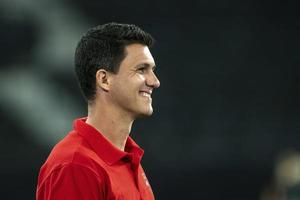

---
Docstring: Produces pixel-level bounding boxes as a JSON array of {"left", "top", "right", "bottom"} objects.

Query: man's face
[{"left": 108, "top": 44, "right": 160, "bottom": 119}]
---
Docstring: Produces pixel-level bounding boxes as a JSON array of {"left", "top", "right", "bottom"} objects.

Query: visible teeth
[{"left": 141, "top": 92, "right": 150, "bottom": 97}]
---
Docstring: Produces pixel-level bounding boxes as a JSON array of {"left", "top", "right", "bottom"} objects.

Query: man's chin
[{"left": 135, "top": 108, "right": 153, "bottom": 119}]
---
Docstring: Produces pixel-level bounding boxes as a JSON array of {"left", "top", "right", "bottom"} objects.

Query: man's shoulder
[{"left": 40, "top": 130, "right": 107, "bottom": 178}]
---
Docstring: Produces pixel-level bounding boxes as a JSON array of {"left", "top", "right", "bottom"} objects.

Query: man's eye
[{"left": 138, "top": 68, "right": 146, "bottom": 73}]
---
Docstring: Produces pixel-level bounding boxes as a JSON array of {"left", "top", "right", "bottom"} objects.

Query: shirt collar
[{"left": 74, "top": 118, "right": 144, "bottom": 165}]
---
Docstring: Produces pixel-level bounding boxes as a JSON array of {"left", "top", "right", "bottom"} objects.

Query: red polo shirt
[{"left": 36, "top": 118, "right": 155, "bottom": 200}]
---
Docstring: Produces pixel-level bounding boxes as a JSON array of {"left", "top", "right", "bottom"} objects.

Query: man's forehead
[{"left": 124, "top": 44, "right": 155, "bottom": 66}]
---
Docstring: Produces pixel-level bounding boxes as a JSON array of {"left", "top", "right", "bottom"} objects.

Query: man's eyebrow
[{"left": 136, "top": 63, "right": 156, "bottom": 69}]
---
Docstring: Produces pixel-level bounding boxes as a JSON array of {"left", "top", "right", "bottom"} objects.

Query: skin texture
[{"left": 86, "top": 44, "right": 160, "bottom": 151}]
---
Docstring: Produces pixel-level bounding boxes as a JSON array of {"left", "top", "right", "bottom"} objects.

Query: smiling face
[{"left": 107, "top": 44, "right": 160, "bottom": 119}]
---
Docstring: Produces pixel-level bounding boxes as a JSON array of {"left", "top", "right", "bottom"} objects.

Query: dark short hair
[{"left": 74, "top": 22, "right": 154, "bottom": 102}]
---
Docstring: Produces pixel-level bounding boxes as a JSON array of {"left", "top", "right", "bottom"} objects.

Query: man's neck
[{"left": 86, "top": 102, "right": 134, "bottom": 151}]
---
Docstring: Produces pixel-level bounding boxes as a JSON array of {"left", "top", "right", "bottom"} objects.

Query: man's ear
[{"left": 96, "top": 69, "right": 111, "bottom": 91}]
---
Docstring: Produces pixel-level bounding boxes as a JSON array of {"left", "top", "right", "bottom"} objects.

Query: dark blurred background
[{"left": 1, "top": 0, "right": 300, "bottom": 199}]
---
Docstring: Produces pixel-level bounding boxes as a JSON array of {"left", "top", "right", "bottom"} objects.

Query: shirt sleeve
[{"left": 37, "top": 164, "right": 106, "bottom": 200}]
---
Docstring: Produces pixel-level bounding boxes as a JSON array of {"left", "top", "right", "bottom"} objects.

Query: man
[{"left": 36, "top": 22, "right": 160, "bottom": 200}]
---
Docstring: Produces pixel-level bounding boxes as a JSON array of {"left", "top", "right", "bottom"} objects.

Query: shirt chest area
[{"left": 104, "top": 163, "right": 154, "bottom": 200}]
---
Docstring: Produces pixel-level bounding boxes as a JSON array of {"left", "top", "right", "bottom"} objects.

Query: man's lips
[{"left": 139, "top": 90, "right": 152, "bottom": 98}]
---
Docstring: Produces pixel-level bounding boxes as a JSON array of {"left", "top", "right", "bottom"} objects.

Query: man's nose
[{"left": 147, "top": 71, "right": 160, "bottom": 88}]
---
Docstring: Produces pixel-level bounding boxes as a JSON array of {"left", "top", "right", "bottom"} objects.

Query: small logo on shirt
[{"left": 141, "top": 173, "right": 150, "bottom": 187}]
